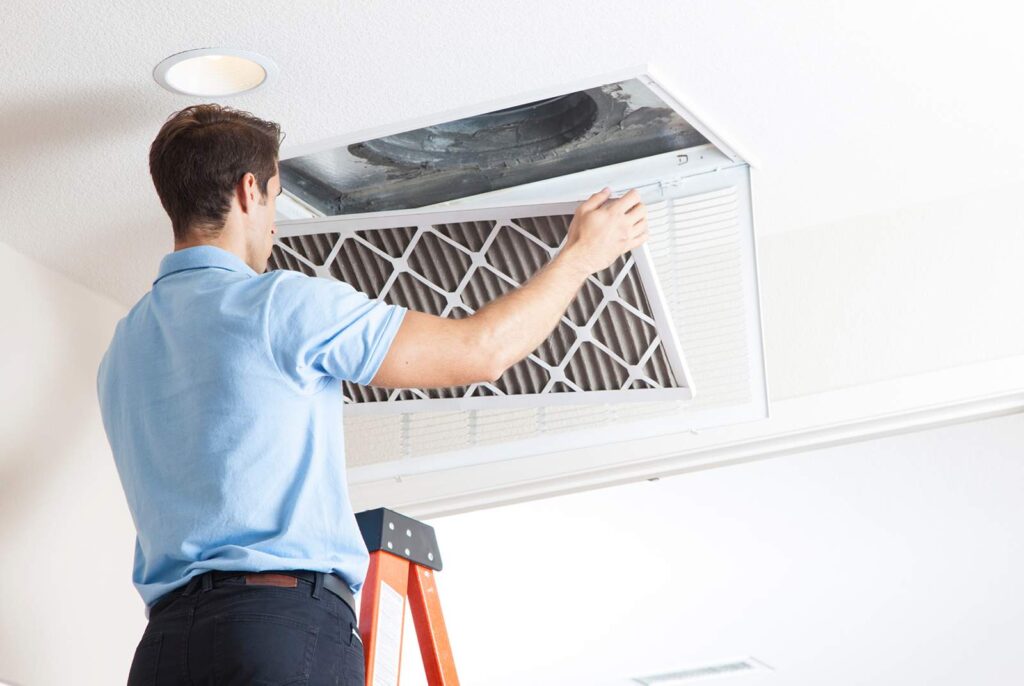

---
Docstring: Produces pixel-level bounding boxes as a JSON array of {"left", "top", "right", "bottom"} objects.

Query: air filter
[{"left": 269, "top": 202, "right": 694, "bottom": 415}]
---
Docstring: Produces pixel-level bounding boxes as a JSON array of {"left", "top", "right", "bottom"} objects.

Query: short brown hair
[{"left": 149, "top": 104, "right": 282, "bottom": 241}]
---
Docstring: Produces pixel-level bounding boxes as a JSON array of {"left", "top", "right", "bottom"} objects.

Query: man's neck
[{"left": 174, "top": 226, "right": 252, "bottom": 271}]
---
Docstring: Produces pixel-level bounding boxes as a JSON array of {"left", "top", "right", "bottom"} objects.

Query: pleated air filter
[{"left": 268, "top": 203, "right": 694, "bottom": 415}]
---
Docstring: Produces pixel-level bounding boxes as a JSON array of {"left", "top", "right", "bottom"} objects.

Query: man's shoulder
[
  {"left": 244, "top": 268, "right": 313, "bottom": 300},
  {"left": 256, "top": 268, "right": 315, "bottom": 287},
  {"left": 257, "top": 269, "right": 358, "bottom": 299},
  {"left": 116, "top": 291, "right": 153, "bottom": 329}
]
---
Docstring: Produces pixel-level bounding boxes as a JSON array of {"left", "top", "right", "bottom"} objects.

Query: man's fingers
[
  {"left": 578, "top": 187, "right": 612, "bottom": 213},
  {"left": 628, "top": 230, "right": 649, "bottom": 250},
  {"left": 625, "top": 202, "right": 647, "bottom": 224},
  {"left": 609, "top": 188, "right": 642, "bottom": 213},
  {"left": 629, "top": 218, "right": 648, "bottom": 239}
]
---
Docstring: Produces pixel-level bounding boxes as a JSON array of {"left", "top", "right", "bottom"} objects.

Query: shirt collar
[{"left": 153, "top": 245, "right": 259, "bottom": 285}]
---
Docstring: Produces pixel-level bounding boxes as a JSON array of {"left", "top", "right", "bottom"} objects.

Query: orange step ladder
[{"left": 356, "top": 508, "right": 460, "bottom": 686}]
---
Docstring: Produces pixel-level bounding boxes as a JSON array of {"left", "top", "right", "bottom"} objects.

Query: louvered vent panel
[
  {"left": 271, "top": 180, "right": 756, "bottom": 465},
  {"left": 340, "top": 183, "right": 754, "bottom": 464},
  {"left": 268, "top": 214, "right": 690, "bottom": 412}
]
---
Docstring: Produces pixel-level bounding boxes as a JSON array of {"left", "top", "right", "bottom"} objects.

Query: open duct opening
[
  {"left": 351, "top": 93, "right": 600, "bottom": 167},
  {"left": 280, "top": 78, "right": 710, "bottom": 215}
]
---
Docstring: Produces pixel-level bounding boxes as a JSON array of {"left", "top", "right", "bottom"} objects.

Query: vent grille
[
  {"left": 271, "top": 165, "right": 762, "bottom": 467},
  {"left": 633, "top": 657, "right": 772, "bottom": 684},
  {"left": 269, "top": 210, "right": 692, "bottom": 413}
]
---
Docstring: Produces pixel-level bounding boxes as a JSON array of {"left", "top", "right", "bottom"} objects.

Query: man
[{"left": 98, "top": 104, "right": 648, "bottom": 684}]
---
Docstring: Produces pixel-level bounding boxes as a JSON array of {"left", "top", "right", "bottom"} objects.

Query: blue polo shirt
[{"left": 96, "top": 245, "right": 406, "bottom": 616}]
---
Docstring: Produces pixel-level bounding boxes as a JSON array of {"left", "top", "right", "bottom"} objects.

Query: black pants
[{"left": 128, "top": 570, "right": 364, "bottom": 685}]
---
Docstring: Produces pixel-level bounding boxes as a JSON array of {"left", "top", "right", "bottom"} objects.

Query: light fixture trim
[{"left": 153, "top": 48, "right": 277, "bottom": 97}]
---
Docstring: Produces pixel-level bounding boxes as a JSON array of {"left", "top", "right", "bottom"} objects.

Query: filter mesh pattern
[{"left": 268, "top": 214, "right": 682, "bottom": 408}]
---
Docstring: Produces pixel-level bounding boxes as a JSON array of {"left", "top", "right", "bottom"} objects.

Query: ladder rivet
[
  {"left": 428, "top": 552, "right": 434, "bottom": 561},
  {"left": 387, "top": 541, "right": 393, "bottom": 549},
  {"left": 388, "top": 522, "right": 395, "bottom": 530},
  {"left": 405, "top": 548, "right": 411, "bottom": 556},
  {"left": 406, "top": 529, "right": 412, "bottom": 537}
]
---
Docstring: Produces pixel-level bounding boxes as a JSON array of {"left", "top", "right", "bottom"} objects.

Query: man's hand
[
  {"left": 559, "top": 187, "right": 649, "bottom": 277},
  {"left": 369, "top": 188, "right": 649, "bottom": 389}
]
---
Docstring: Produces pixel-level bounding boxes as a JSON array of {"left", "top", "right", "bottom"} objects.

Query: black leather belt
[{"left": 206, "top": 569, "right": 356, "bottom": 616}]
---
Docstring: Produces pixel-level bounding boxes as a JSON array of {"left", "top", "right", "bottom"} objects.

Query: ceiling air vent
[
  {"left": 274, "top": 67, "right": 767, "bottom": 475},
  {"left": 633, "top": 657, "right": 773, "bottom": 684},
  {"left": 269, "top": 202, "right": 693, "bottom": 414}
]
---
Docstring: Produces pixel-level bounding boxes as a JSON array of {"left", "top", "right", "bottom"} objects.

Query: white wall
[
  {"left": 0, "top": 240, "right": 140, "bottom": 686},
  {"left": 408, "top": 410, "right": 1024, "bottom": 686}
]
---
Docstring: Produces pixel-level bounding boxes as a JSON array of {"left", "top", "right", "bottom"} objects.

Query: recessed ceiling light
[{"left": 153, "top": 48, "right": 276, "bottom": 97}]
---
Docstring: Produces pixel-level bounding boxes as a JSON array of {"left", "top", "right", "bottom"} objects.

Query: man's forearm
[{"left": 469, "top": 245, "right": 594, "bottom": 376}]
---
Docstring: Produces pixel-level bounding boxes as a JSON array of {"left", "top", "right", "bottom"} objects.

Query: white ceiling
[
  {"left": 1, "top": 0, "right": 1022, "bottom": 308},
  {"left": 399, "top": 411, "right": 1024, "bottom": 686}
]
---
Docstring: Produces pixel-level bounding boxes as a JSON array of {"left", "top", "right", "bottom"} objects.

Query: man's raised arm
[{"left": 369, "top": 188, "right": 649, "bottom": 389}]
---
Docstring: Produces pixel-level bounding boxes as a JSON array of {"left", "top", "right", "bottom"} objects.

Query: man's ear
[{"left": 237, "top": 172, "right": 258, "bottom": 214}]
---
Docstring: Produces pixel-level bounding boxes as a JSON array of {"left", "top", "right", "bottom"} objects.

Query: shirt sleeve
[{"left": 264, "top": 271, "right": 407, "bottom": 388}]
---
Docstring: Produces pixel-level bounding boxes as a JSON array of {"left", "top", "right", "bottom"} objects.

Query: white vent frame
[{"left": 273, "top": 202, "right": 695, "bottom": 415}]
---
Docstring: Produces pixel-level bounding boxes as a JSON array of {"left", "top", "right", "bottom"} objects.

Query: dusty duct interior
[
  {"left": 279, "top": 78, "right": 709, "bottom": 215},
  {"left": 267, "top": 214, "right": 681, "bottom": 408}
]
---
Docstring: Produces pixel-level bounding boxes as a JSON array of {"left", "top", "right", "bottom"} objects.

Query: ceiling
[
  {"left": 1, "top": 0, "right": 1022, "bottom": 308},
  {"left": 396, "top": 411, "right": 1024, "bottom": 686}
]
